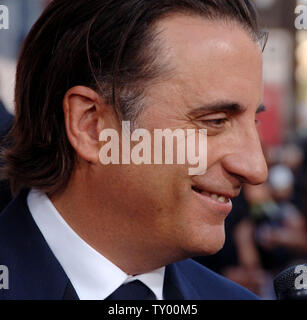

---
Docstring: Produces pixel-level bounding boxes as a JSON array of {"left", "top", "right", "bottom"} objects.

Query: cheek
[
  {"left": 113, "top": 164, "right": 186, "bottom": 211},
  {"left": 205, "top": 136, "right": 227, "bottom": 167}
]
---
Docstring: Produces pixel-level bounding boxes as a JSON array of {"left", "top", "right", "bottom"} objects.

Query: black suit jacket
[{"left": 0, "top": 190, "right": 259, "bottom": 300}]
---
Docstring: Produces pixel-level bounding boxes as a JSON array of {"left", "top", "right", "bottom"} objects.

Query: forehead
[{"left": 152, "top": 14, "right": 263, "bottom": 112}]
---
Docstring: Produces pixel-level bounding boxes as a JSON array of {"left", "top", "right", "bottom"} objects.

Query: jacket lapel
[
  {"left": 163, "top": 263, "right": 201, "bottom": 300},
  {"left": 0, "top": 190, "right": 72, "bottom": 300}
]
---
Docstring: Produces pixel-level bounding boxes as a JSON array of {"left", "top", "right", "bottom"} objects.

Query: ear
[{"left": 63, "top": 86, "right": 113, "bottom": 164}]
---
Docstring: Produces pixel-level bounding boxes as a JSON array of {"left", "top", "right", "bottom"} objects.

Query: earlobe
[{"left": 63, "top": 86, "right": 104, "bottom": 164}]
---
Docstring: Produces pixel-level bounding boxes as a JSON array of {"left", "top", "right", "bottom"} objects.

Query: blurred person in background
[
  {"left": 0, "top": 100, "right": 12, "bottom": 139},
  {"left": 0, "top": 0, "right": 45, "bottom": 111},
  {"left": 257, "top": 164, "right": 307, "bottom": 257},
  {"left": 225, "top": 163, "right": 307, "bottom": 299},
  {"left": 0, "top": 99, "right": 13, "bottom": 212},
  {"left": 279, "top": 143, "right": 306, "bottom": 214}
]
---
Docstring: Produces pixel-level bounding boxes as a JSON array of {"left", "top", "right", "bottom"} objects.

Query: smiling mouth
[{"left": 191, "top": 186, "right": 230, "bottom": 204}]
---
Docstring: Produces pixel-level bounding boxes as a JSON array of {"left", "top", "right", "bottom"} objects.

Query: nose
[{"left": 221, "top": 126, "right": 268, "bottom": 185}]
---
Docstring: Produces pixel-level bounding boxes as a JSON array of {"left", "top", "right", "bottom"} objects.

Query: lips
[
  {"left": 191, "top": 185, "right": 239, "bottom": 216},
  {"left": 191, "top": 186, "right": 230, "bottom": 204}
]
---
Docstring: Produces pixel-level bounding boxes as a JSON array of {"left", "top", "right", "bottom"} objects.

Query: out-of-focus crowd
[{"left": 195, "top": 140, "right": 307, "bottom": 299}]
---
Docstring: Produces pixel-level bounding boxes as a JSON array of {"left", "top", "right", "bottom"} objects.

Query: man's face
[{"left": 96, "top": 15, "right": 268, "bottom": 260}]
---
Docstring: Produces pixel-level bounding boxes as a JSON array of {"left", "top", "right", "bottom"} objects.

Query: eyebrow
[{"left": 187, "top": 102, "right": 266, "bottom": 118}]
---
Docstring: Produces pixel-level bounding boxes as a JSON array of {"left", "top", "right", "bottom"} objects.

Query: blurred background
[{"left": 1, "top": 0, "right": 307, "bottom": 299}]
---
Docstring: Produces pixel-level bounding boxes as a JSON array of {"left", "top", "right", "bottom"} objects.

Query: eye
[{"left": 200, "top": 118, "right": 228, "bottom": 129}]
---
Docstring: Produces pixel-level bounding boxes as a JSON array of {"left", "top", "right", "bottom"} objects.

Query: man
[{"left": 0, "top": 0, "right": 268, "bottom": 300}]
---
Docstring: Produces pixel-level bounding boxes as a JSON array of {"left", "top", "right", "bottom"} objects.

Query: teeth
[
  {"left": 218, "top": 196, "right": 227, "bottom": 203},
  {"left": 210, "top": 194, "right": 218, "bottom": 200},
  {"left": 193, "top": 187, "right": 230, "bottom": 203},
  {"left": 210, "top": 193, "right": 229, "bottom": 203}
]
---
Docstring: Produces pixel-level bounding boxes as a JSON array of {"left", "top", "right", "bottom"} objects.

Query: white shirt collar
[{"left": 27, "top": 189, "right": 165, "bottom": 300}]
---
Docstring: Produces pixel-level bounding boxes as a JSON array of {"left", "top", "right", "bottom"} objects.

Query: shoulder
[
  {"left": 174, "top": 259, "right": 259, "bottom": 300},
  {"left": 0, "top": 191, "right": 69, "bottom": 300}
]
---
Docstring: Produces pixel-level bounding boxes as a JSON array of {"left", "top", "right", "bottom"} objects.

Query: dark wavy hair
[{"left": 0, "top": 0, "right": 267, "bottom": 196}]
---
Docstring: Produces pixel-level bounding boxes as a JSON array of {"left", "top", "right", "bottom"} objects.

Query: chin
[{"left": 184, "top": 225, "right": 226, "bottom": 258}]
